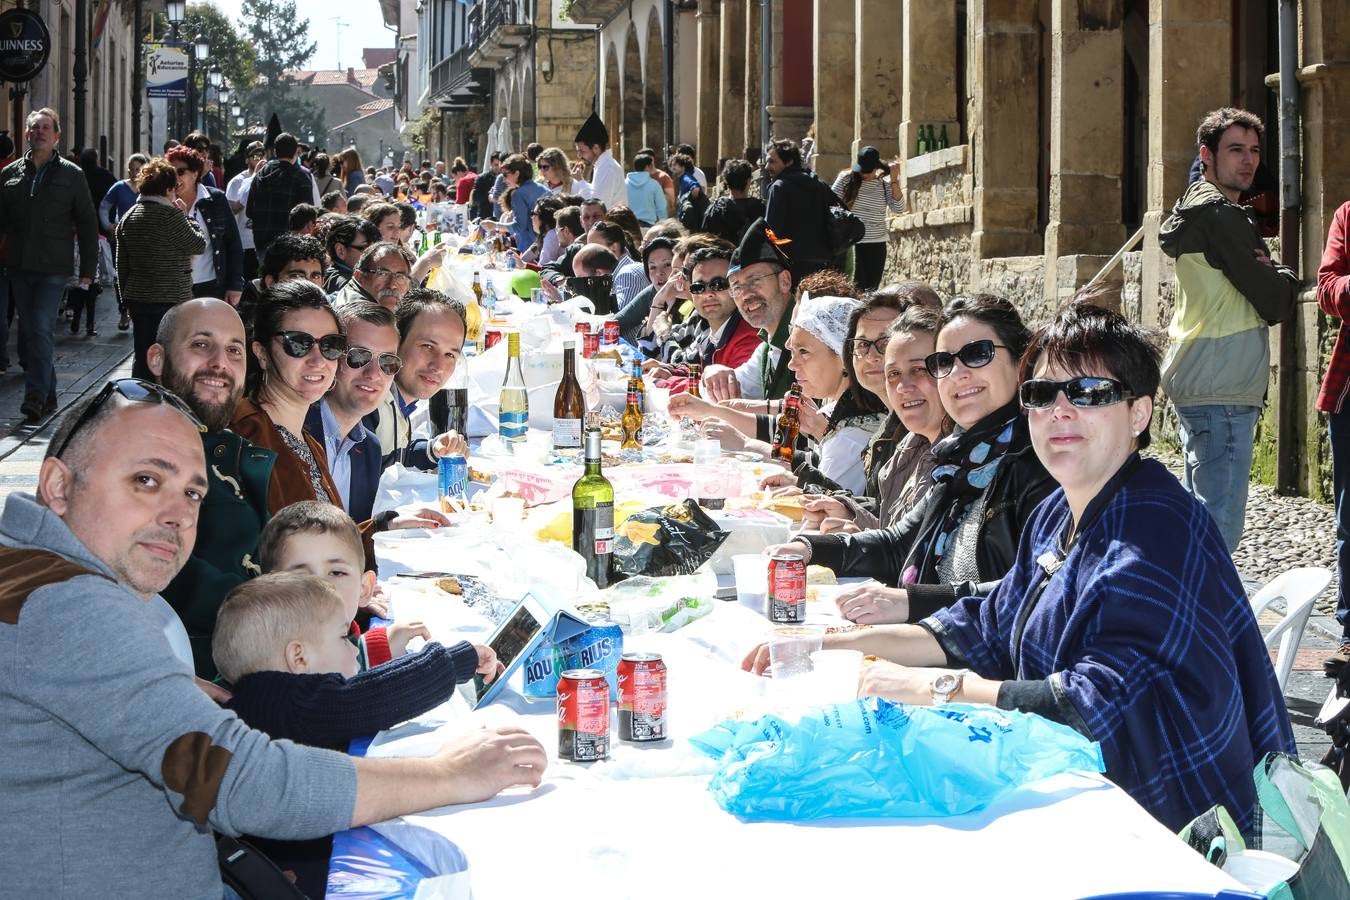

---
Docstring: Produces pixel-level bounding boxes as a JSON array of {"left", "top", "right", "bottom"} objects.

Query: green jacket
[
  {"left": 1158, "top": 179, "right": 1299, "bottom": 407},
  {"left": 160, "top": 429, "right": 275, "bottom": 679},
  {"left": 0, "top": 152, "right": 99, "bottom": 277}
]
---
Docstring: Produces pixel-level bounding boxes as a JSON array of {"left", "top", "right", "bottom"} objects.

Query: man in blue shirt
[{"left": 304, "top": 300, "right": 398, "bottom": 521}]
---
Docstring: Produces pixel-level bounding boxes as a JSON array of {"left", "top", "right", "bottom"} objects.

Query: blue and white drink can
[{"left": 438, "top": 453, "right": 468, "bottom": 512}]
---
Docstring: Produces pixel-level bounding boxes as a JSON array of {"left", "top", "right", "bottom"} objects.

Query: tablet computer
[{"left": 472, "top": 593, "right": 550, "bottom": 709}]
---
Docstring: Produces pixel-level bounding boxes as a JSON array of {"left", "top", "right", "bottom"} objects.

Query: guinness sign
[{"left": 0, "top": 9, "right": 50, "bottom": 83}]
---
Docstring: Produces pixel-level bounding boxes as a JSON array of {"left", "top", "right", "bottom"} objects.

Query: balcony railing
[
  {"left": 468, "top": 0, "right": 532, "bottom": 68},
  {"left": 562, "top": 0, "right": 627, "bottom": 26},
  {"left": 428, "top": 42, "right": 492, "bottom": 109}
]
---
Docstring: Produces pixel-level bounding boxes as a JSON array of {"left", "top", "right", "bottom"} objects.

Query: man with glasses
[
  {"left": 325, "top": 215, "right": 381, "bottom": 294},
  {"left": 0, "top": 374, "right": 547, "bottom": 898},
  {"left": 699, "top": 220, "right": 798, "bottom": 402},
  {"left": 145, "top": 298, "right": 273, "bottom": 678},
  {"left": 0, "top": 108, "right": 100, "bottom": 421},
  {"left": 335, "top": 241, "right": 416, "bottom": 311},
  {"left": 306, "top": 301, "right": 400, "bottom": 520},
  {"left": 669, "top": 246, "right": 762, "bottom": 373},
  {"left": 226, "top": 141, "right": 266, "bottom": 281}
]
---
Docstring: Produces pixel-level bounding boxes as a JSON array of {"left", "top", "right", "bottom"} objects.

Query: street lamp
[
  {"left": 166, "top": 0, "right": 186, "bottom": 26},
  {"left": 193, "top": 33, "right": 210, "bottom": 62},
  {"left": 231, "top": 102, "right": 242, "bottom": 118},
  {"left": 236, "top": 116, "right": 245, "bottom": 127}
]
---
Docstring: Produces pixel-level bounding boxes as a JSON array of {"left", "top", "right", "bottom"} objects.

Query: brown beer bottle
[
  {"left": 472, "top": 271, "right": 483, "bottom": 306},
  {"left": 626, "top": 361, "right": 646, "bottom": 415},
  {"left": 621, "top": 386, "right": 644, "bottom": 450},
  {"left": 772, "top": 383, "right": 803, "bottom": 463},
  {"left": 686, "top": 363, "right": 702, "bottom": 398},
  {"left": 553, "top": 340, "right": 586, "bottom": 451}
]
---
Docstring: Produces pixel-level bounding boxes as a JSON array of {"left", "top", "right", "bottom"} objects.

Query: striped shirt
[
  {"left": 611, "top": 254, "right": 650, "bottom": 306},
  {"left": 832, "top": 173, "right": 906, "bottom": 243}
]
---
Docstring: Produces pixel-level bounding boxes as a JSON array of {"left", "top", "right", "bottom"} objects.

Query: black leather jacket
[{"left": 804, "top": 413, "right": 1055, "bottom": 620}]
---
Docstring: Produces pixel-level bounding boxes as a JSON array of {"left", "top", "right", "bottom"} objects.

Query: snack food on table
[
  {"left": 436, "top": 576, "right": 463, "bottom": 595},
  {"left": 764, "top": 494, "right": 804, "bottom": 523},
  {"left": 806, "top": 565, "right": 836, "bottom": 585}
]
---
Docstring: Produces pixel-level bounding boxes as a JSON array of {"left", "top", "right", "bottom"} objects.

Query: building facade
[
  {"left": 1, "top": 0, "right": 141, "bottom": 173},
  {"left": 553, "top": 0, "right": 1348, "bottom": 501}
]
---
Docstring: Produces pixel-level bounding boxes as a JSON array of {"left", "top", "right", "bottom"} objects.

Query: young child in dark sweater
[{"left": 213, "top": 504, "right": 502, "bottom": 897}]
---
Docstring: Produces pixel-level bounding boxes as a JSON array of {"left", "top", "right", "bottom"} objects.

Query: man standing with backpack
[{"left": 763, "top": 139, "right": 842, "bottom": 282}]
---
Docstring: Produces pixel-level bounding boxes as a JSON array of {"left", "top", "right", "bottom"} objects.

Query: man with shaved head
[
  {"left": 0, "top": 373, "right": 547, "bottom": 897},
  {"left": 149, "top": 298, "right": 275, "bottom": 677}
]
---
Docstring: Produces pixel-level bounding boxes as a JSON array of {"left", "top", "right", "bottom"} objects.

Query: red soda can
[
  {"left": 557, "top": 668, "right": 610, "bottom": 761},
  {"left": 484, "top": 328, "right": 503, "bottom": 349},
  {"left": 582, "top": 331, "right": 600, "bottom": 359},
  {"left": 574, "top": 322, "right": 591, "bottom": 336},
  {"left": 601, "top": 318, "right": 620, "bottom": 346},
  {"left": 617, "top": 652, "right": 667, "bottom": 742},
  {"left": 767, "top": 553, "right": 807, "bottom": 623}
]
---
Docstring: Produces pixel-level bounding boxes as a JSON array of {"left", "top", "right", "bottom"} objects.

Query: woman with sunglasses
[
  {"left": 766, "top": 294, "right": 1054, "bottom": 626},
  {"left": 748, "top": 300, "right": 1296, "bottom": 835},
  {"left": 537, "top": 147, "right": 589, "bottom": 198},
  {"left": 229, "top": 281, "right": 346, "bottom": 514},
  {"left": 114, "top": 158, "right": 206, "bottom": 381}
]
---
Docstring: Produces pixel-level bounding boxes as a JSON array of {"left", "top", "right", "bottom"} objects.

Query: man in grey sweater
[{"left": 0, "top": 382, "right": 546, "bottom": 898}]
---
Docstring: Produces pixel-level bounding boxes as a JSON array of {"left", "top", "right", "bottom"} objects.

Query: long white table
[{"left": 329, "top": 525, "right": 1245, "bottom": 900}]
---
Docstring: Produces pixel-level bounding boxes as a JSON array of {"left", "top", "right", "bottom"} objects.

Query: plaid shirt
[
  {"left": 244, "top": 159, "right": 313, "bottom": 254},
  {"left": 1317, "top": 200, "right": 1350, "bottom": 413}
]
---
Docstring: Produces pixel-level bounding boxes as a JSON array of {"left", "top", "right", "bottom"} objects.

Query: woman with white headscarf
[{"left": 668, "top": 294, "right": 885, "bottom": 494}]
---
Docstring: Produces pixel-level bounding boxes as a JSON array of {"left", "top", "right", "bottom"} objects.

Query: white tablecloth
[{"left": 349, "top": 542, "right": 1243, "bottom": 900}]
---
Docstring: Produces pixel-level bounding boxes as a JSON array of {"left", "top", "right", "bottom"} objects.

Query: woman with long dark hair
[{"left": 833, "top": 146, "right": 905, "bottom": 290}]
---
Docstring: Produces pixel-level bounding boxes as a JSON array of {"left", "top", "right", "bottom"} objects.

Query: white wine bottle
[
  {"left": 552, "top": 340, "right": 586, "bottom": 451},
  {"left": 499, "top": 332, "right": 528, "bottom": 443}
]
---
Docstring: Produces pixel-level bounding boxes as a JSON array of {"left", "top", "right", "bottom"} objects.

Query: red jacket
[
  {"left": 1317, "top": 200, "right": 1350, "bottom": 413},
  {"left": 455, "top": 172, "right": 477, "bottom": 205},
  {"left": 663, "top": 315, "right": 764, "bottom": 394}
]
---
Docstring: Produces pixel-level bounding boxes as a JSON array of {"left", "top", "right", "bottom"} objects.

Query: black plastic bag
[{"left": 612, "top": 499, "right": 729, "bottom": 578}]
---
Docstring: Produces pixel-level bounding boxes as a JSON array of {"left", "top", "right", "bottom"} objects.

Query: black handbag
[
  {"left": 821, "top": 181, "right": 866, "bottom": 253},
  {"left": 217, "top": 835, "right": 311, "bottom": 899}
]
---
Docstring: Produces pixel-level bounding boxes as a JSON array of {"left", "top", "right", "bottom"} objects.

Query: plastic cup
[
  {"left": 693, "top": 438, "right": 721, "bottom": 466},
  {"left": 807, "top": 649, "right": 863, "bottom": 701},
  {"left": 732, "top": 553, "right": 768, "bottom": 612},
  {"left": 768, "top": 626, "right": 825, "bottom": 679}
]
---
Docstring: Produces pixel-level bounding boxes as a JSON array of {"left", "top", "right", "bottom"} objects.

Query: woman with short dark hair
[
  {"left": 499, "top": 154, "right": 547, "bottom": 252},
  {"left": 166, "top": 145, "right": 243, "bottom": 305},
  {"left": 749, "top": 299, "right": 1297, "bottom": 836},
  {"left": 114, "top": 157, "right": 206, "bottom": 380}
]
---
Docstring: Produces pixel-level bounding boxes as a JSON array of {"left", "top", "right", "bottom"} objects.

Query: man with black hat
[
  {"left": 700, "top": 219, "right": 797, "bottom": 403},
  {"left": 574, "top": 112, "right": 625, "bottom": 210}
]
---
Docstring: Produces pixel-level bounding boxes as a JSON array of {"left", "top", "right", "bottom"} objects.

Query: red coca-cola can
[
  {"left": 574, "top": 322, "right": 591, "bottom": 336},
  {"left": 557, "top": 668, "right": 610, "bottom": 761},
  {"left": 484, "top": 328, "right": 503, "bottom": 349},
  {"left": 601, "top": 318, "right": 620, "bottom": 346},
  {"left": 767, "top": 553, "right": 807, "bottom": 623},
  {"left": 617, "top": 652, "right": 666, "bottom": 742},
  {"left": 582, "top": 331, "right": 600, "bottom": 359}
]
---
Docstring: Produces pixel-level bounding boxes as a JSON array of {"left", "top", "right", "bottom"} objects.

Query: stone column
[
  {"left": 1043, "top": 0, "right": 1126, "bottom": 268},
  {"left": 813, "top": 0, "right": 857, "bottom": 178},
  {"left": 852, "top": 0, "right": 903, "bottom": 162},
  {"left": 969, "top": 0, "right": 1041, "bottom": 261},
  {"left": 719, "top": 0, "right": 748, "bottom": 162},
  {"left": 1139, "top": 0, "right": 1231, "bottom": 327},
  {"left": 744, "top": 0, "right": 762, "bottom": 154},
  {"left": 695, "top": 0, "right": 722, "bottom": 169},
  {"left": 901, "top": 0, "right": 959, "bottom": 161}
]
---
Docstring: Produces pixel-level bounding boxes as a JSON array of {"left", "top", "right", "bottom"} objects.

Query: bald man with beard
[{"left": 148, "top": 298, "right": 276, "bottom": 679}]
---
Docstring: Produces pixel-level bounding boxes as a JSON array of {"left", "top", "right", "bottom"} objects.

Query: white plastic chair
[{"left": 1248, "top": 567, "right": 1332, "bottom": 694}]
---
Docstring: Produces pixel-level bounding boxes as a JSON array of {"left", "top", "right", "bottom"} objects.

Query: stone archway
[
  {"left": 643, "top": 6, "right": 665, "bottom": 152},
  {"left": 604, "top": 41, "right": 622, "bottom": 161},
  {"left": 621, "top": 24, "right": 644, "bottom": 166}
]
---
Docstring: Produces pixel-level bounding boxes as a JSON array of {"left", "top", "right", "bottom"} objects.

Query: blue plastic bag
[{"left": 689, "top": 698, "right": 1105, "bottom": 821}]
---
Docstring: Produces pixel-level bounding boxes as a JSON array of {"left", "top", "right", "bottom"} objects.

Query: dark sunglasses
[
  {"left": 174, "top": 167, "right": 190, "bottom": 176},
  {"left": 1019, "top": 376, "right": 1134, "bottom": 410},
  {"left": 275, "top": 331, "right": 348, "bottom": 360},
  {"left": 689, "top": 276, "right": 730, "bottom": 295},
  {"left": 850, "top": 336, "right": 889, "bottom": 357},
  {"left": 345, "top": 346, "right": 402, "bottom": 376},
  {"left": 54, "top": 378, "right": 206, "bottom": 459},
  {"left": 924, "top": 339, "right": 1008, "bottom": 379}
]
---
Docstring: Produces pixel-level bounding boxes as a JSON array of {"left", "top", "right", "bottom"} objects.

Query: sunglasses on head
[
  {"left": 924, "top": 339, "right": 1008, "bottom": 379},
  {"left": 689, "top": 276, "right": 730, "bottom": 295},
  {"left": 55, "top": 378, "right": 206, "bottom": 459},
  {"left": 275, "top": 331, "right": 348, "bottom": 360},
  {"left": 345, "top": 346, "right": 402, "bottom": 376},
  {"left": 1019, "top": 376, "right": 1134, "bottom": 410}
]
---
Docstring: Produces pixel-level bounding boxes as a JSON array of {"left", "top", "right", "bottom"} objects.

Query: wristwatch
[{"left": 930, "top": 669, "right": 971, "bottom": 706}]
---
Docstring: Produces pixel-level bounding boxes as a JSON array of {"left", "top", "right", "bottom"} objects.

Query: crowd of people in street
[{"left": 0, "top": 99, "right": 1347, "bottom": 897}]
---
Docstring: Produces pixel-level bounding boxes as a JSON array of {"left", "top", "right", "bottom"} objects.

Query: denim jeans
[
  {"left": 1329, "top": 409, "right": 1350, "bottom": 638},
  {"left": 0, "top": 270, "right": 67, "bottom": 407},
  {"left": 1175, "top": 403, "right": 1261, "bottom": 553}
]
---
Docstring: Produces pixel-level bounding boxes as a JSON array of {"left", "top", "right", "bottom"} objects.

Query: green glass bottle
[
  {"left": 938, "top": 124, "right": 951, "bottom": 149},
  {"left": 925, "top": 124, "right": 938, "bottom": 151},
  {"left": 572, "top": 426, "right": 615, "bottom": 588},
  {"left": 915, "top": 126, "right": 928, "bottom": 156}
]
